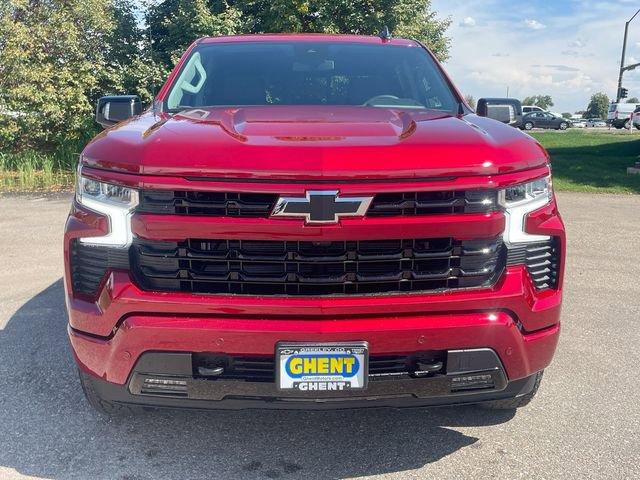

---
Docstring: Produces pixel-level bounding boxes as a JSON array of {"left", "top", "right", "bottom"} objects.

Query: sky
[{"left": 431, "top": 0, "right": 640, "bottom": 113}]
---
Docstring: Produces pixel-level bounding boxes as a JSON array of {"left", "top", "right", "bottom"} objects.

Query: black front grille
[
  {"left": 507, "top": 239, "right": 559, "bottom": 290},
  {"left": 367, "top": 190, "right": 499, "bottom": 216},
  {"left": 137, "top": 189, "right": 499, "bottom": 218},
  {"left": 138, "top": 190, "right": 278, "bottom": 217},
  {"left": 69, "top": 241, "right": 130, "bottom": 296},
  {"left": 131, "top": 237, "right": 505, "bottom": 296}
]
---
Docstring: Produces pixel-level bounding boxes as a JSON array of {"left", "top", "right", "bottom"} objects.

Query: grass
[
  {"left": 0, "top": 144, "right": 78, "bottom": 192},
  {"left": 530, "top": 129, "right": 640, "bottom": 194},
  {"left": 1, "top": 128, "right": 639, "bottom": 194}
]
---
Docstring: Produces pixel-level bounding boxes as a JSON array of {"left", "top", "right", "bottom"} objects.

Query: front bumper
[
  {"left": 79, "top": 349, "right": 542, "bottom": 410},
  {"left": 70, "top": 305, "right": 560, "bottom": 408},
  {"left": 67, "top": 250, "right": 562, "bottom": 409}
]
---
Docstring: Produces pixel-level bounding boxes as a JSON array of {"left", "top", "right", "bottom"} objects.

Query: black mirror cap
[
  {"left": 476, "top": 98, "right": 523, "bottom": 127},
  {"left": 477, "top": 98, "right": 523, "bottom": 117},
  {"left": 95, "top": 95, "right": 142, "bottom": 128}
]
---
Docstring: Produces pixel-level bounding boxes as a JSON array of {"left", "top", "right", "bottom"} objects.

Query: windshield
[{"left": 165, "top": 42, "right": 458, "bottom": 113}]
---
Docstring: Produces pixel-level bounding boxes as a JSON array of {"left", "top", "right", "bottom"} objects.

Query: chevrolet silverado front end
[{"left": 65, "top": 35, "right": 564, "bottom": 413}]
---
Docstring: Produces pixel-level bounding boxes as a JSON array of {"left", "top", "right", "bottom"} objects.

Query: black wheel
[
  {"left": 480, "top": 370, "right": 544, "bottom": 410},
  {"left": 624, "top": 119, "right": 631, "bottom": 129},
  {"left": 78, "top": 369, "right": 137, "bottom": 416},
  {"left": 558, "top": 122, "right": 568, "bottom": 130},
  {"left": 523, "top": 122, "right": 534, "bottom": 131}
]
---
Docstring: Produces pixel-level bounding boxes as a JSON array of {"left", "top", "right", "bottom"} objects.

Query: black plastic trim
[{"left": 82, "top": 347, "right": 538, "bottom": 410}]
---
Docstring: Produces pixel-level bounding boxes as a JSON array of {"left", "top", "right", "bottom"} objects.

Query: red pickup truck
[{"left": 65, "top": 34, "right": 564, "bottom": 414}]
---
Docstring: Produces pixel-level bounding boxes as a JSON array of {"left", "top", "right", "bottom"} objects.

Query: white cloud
[
  {"left": 524, "top": 19, "right": 546, "bottom": 30},
  {"left": 431, "top": 0, "right": 631, "bottom": 111},
  {"left": 459, "top": 16, "right": 477, "bottom": 27}
]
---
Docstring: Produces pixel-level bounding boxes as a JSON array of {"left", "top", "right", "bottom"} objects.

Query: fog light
[{"left": 451, "top": 373, "right": 494, "bottom": 392}]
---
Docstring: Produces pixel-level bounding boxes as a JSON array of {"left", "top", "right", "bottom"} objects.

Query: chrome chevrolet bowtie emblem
[{"left": 272, "top": 190, "right": 373, "bottom": 224}]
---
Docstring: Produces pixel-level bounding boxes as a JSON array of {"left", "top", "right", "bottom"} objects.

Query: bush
[{"left": 0, "top": 0, "right": 114, "bottom": 152}]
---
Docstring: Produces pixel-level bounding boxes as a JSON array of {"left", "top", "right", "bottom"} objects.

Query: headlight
[
  {"left": 76, "top": 173, "right": 138, "bottom": 247},
  {"left": 500, "top": 176, "right": 552, "bottom": 244}
]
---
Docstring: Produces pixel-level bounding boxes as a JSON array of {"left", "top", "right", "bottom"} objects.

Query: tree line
[
  {"left": 0, "top": 0, "right": 450, "bottom": 153},
  {"left": 521, "top": 92, "right": 639, "bottom": 120}
]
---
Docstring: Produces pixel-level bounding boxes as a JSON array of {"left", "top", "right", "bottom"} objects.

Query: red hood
[{"left": 82, "top": 106, "right": 548, "bottom": 180}]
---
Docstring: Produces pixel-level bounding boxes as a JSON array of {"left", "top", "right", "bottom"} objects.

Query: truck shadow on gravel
[{"left": 0, "top": 280, "right": 515, "bottom": 480}]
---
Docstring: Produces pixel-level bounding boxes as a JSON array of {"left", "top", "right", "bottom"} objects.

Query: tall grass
[
  {"left": 0, "top": 148, "right": 77, "bottom": 191},
  {"left": 0, "top": 125, "right": 95, "bottom": 191}
]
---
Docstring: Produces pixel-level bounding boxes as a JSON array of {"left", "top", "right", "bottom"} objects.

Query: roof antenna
[{"left": 379, "top": 25, "right": 392, "bottom": 41}]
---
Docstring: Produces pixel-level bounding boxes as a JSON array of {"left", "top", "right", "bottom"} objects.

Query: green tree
[
  {"left": 102, "top": 0, "right": 168, "bottom": 104},
  {"left": 585, "top": 92, "right": 609, "bottom": 119},
  {"left": 627, "top": 97, "right": 639, "bottom": 104},
  {"left": 243, "top": 0, "right": 450, "bottom": 59},
  {"left": 147, "top": 0, "right": 244, "bottom": 67},
  {"left": 0, "top": 0, "right": 115, "bottom": 151},
  {"left": 522, "top": 95, "right": 554, "bottom": 110},
  {"left": 561, "top": 112, "right": 572, "bottom": 119},
  {"left": 148, "top": 0, "right": 451, "bottom": 70}
]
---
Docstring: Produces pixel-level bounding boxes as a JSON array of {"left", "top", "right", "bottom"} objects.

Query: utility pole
[{"left": 616, "top": 8, "right": 640, "bottom": 102}]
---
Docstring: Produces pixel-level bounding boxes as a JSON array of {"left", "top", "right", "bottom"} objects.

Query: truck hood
[{"left": 83, "top": 106, "right": 548, "bottom": 180}]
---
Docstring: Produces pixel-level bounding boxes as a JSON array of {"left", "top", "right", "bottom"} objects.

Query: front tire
[
  {"left": 523, "top": 122, "right": 534, "bottom": 131},
  {"left": 480, "top": 370, "right": 544, "bottom": 410},
  {"left": 558, "top": 122, "right": 568, "bottom": 130}
]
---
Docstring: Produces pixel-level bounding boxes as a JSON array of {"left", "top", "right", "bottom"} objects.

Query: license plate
[{"left": 276, "top": 342, "right": 368, "bottom": 392}]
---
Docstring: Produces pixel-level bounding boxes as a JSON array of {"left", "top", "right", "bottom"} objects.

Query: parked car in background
[
  {"left": 476, "top": 98, "right": 522, "bottom": 127},
  {"left": 522, "top": 106, "right": 561, "bottom": 118},
  {"left": 607, "top": 103, "right": 639, "bottom": 129},
  {"left": 521, "top": 112, "right": 570, "bottom": 131},
  {"left": 571, "top": 119, "right": 587, "bottom": 128},
  {"left": 585, "top": 118, "right": 606, "bottom": 127}
]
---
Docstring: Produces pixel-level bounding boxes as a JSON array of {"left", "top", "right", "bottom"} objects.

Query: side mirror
[
  {"left": 96, "top": 95, "right": 142, "bottom": 128},
  {"left": 477, "top": 98, "right": 523, "bottom": 126}
]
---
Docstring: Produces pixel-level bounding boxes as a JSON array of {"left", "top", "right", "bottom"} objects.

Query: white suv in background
[
  {"left": 632, "top": 106, "right": 640, "bottom": 130},
  {"left": 607, "top": 103, "right": 639, "bottom": 129}
]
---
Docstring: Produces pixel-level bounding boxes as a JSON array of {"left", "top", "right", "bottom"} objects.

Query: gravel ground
[{"left": 0, "top": 192, "right": 638, "bottom": 480}]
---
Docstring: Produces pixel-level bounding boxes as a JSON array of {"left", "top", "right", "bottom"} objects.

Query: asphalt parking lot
[{"left": 0, "top": 192, "right": 638, "bottom": 480}]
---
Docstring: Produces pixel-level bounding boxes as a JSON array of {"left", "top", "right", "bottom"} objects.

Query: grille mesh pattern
[
  {"left": 507, "top": 239, "right": 559, "bottom": 290},
  {"left": 131, "top": 237, "right": 505, "bottom": 296},
  {"left": 138, "top": 189, "right": 499, "bottom": 218},
  {"left": 367, "top": 190, "right": 499, "bottom": 216},
  {"left": 69, "top": 241, "right": 129, "bottom": 296},
  {"left": 138, "top": 190, "right": 278, "bottom": 217}
]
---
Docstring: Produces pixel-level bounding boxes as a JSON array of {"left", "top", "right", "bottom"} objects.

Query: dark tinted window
[{"left": 166, "top": 42, "right": 458, "bottom": 112}]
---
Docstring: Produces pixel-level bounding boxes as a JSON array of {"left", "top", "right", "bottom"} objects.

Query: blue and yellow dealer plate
[{"left": 276, "top": 342, "right": 369, "bottom": 391}]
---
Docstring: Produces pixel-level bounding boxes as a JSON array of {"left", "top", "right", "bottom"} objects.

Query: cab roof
[{"left": 197, "top": 34, "right": 419, "bottom": 47}]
